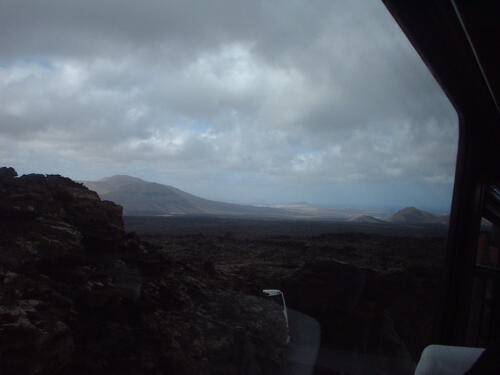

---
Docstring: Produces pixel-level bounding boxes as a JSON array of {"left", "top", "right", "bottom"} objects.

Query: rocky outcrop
[
  {"left": 0, "top": 167, "right": 17, "bottom": 180},
  {"left": 0, "top": 168, "right": 286, "bottom": 375}
]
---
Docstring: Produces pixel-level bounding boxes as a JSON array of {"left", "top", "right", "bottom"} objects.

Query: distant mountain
[
  {"left": 348, "top": 215, "right": 386, "bottom": 224},
  {"left": 83, "top": 176, "right": 448, "bottom": 223},
  {"left": 83, "top": 175, "right": 294, "bottom": 217},
  {"left": 387, "top": 207, "right": 448, "bottom": 224},
  {"left": 84, "top": 175, "right": 145, "bottom": 195}
]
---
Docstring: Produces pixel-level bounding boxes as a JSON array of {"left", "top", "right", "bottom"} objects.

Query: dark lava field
[{"left": 125, "top": 216, "right": 448, "bottom": 374}]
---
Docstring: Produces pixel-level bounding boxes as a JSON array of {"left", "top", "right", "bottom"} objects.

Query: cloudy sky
[{"left": 0, "top": 0, "right": 458, "bottom": 212}]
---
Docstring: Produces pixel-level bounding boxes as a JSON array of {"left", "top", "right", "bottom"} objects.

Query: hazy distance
[
  {"left": 83, "top": 174, "right": 450, "bottom": 223},
  {"left": 0, "top": 0, "right": 458, "bottom": 212}
]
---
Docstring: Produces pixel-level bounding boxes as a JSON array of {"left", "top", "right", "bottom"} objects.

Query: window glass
[{"left": 0, "top": 1, "right": 458, "bottom": 374}]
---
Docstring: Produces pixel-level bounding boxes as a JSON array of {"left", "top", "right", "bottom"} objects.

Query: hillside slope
[{"left": 84, "top": 175, "right": 293, "bottom": 217}]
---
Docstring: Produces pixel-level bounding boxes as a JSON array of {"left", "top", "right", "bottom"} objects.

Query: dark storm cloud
[
  {"left": 0, "top": 0, "right": 318, "bottom": 61},
  {"left": 0, "top": 0, "right": 457, "bottom": 208}
]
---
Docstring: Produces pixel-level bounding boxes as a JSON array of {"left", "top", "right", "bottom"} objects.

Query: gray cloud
[{"left": 0, "top": 0, "right": 458, "bottom": 210}]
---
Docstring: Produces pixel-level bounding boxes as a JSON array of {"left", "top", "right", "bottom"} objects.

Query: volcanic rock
[{"left": 0, "top": 168, "right": 286, "bottom": 375}]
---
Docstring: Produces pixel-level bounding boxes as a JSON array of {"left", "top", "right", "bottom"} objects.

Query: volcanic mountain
[
  {"left": 387, "top": 206, "right": 449, "bottom": 224},
  {"left": 83, "top": 175, "right": 292, "bottom": 217}
]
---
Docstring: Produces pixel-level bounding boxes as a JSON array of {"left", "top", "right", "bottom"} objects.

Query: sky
[{"left": 0, "top": 0, "right": 458, "bottom": 213}]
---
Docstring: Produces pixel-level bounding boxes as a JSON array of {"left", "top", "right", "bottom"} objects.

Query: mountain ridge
[
  {"left": 83, "top": 175, "right": 295, "bottom": 217},
  {"left": 83, "top": 175, "right": 449, "bottom": 224}
]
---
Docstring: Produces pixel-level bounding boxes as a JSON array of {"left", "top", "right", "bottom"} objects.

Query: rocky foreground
[{"left": 0, "top": 168, "right": 286, "bottom": 375}]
